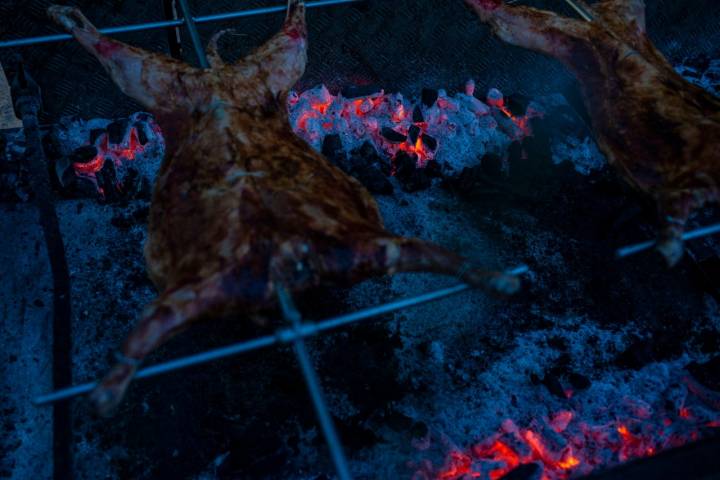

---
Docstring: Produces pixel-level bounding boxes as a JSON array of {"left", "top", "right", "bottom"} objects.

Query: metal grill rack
[{"left": 5, "top": 1, "right": 719, "bottom": 478}]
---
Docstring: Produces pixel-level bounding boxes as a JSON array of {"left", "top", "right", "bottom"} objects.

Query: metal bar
[
  {"left": 563, "top": 0, "right": 594, "bottom": 21},
  {"left": 12, "top": 58, "right": 74, "bottom": 480},
  {"left": 162, "top": 0, "right": 184, "bottom": 59},
  {"left": 33, "top": 265, "right": 528, "bottom": 405},
  {"left": 176, "top": 0, "right": 209, "bottom": 68},
  {"left": 0, "top": 0, "right": 363, "bottom": 50},
  {"left": 616, "top": 222, "right": 720, "bottom": 259},
  {"left": 277, "top": 287, "right": 352, "bottom": 480}
]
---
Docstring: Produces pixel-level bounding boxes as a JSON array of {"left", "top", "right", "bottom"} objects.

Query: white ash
[{"left": 552, "top": 135, "right": 606, "bottom": 176}]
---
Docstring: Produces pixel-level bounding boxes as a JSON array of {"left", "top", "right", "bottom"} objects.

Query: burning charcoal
[
  {"left": 421, "top": 133, "right": 438, "bottom": 152},
  {"left": 506, "top": 93, "right": 531, "bottom": 117},
  {"left": 487, "top": 88, "right": 505, "bottom": 108},
  {"left": 95, "top": 158, "right": 121, "bottom": 202},
  {"left": 568, "top": 372, "right": 591, "bottom": 391},
  {"left": 354, "top": 165, "right": 393, "bottom": 195},
  {"left": 89, "top": 128, "right": 106, "bottom": 145},
  {"left": 542, "top": 373, "right": 568, "bottom": 399},
  {"left": 321, "top": 134, "right": 349, "bottom": 171},
  {"left": 395, "top": 151, "right": 431, "bottom": 192},
  {"left": 121, "top": 166, "right": 152, "bottom": 200},
  {"left": 421, "top": 88, "right": 438, "bottom": 107},
  {"left": 465, "top": 79, "right": 476, "bottom": 97},
  {"left": 340, "top": 84, "right": 381, "bottom": 99},
  {"left": 499, "top": 463, "right": 542, "bottom": 480},
  {"left": 132, "top": 122, "right": 149, "bottom": 146},
  {"left": 380, "top": 127, "right": 406, "bottom": 144},
  {"left": 412, "top": 105, "right": 424, "bottom": 123},
  {"left": 70, "top": 144, "right": 98, "bottom": 164},
  {"left": 347, "top": 142, "right": 393, "bottom": 195},
  {"left": 408, "top": 124, "right": 421, "bottom": 145},
  {"left": 132, "top": 112, "right": 153, "bottom": 122},
  {"left": 107, "top": 118, "right": 129, "bottom": 145}
]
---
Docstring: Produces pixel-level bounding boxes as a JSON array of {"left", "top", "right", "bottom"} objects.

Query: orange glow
[
  {"left": 422, "top": 406, "right": 716, "bottom": 480},
  {"left": 73, "top": 154, "right": 105, "bottom": 174},
  {"left": 311, "top": 99, "right": 333, "bottom": 115},
  {"left": 437, "top": 451, "right": 479, "bottom": 479},
  {"left": 558, "top": 453, "right": 580, "bottom": 470},
  {"left": 391, "top": 104, "right": 407, "bottom": 123},
  {"left": 72, "top": 128, "right": 146, "bottom": 176}
]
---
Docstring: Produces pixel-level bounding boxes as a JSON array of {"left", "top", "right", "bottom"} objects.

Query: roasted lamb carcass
[
  {"left": 48, "top": 1, "right": 521, "bottom": 415},
  {"left": 466, "top": 0, "right": 720, "bottom": 265}
]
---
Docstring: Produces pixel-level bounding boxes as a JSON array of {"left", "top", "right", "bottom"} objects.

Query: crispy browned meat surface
[
  {"left": 48, "top": 1, "right": 520, "bottom": 415},
  {"left": 466, "top": 0, "right": 720, "bottom": 265}
]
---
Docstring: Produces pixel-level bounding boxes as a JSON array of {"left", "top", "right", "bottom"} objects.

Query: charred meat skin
[
  {"left": 48, "top": 1, "right": 520, "bottom": 415},
  {"left": 466, "top": 0, "right": 720, "bottom": 265}
]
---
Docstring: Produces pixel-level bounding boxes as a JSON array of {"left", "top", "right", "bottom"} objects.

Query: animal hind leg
[
  {"left": 464, "top": 0, "right": 591, "bottom": 59},
  {"left": 90, "top": 269, "right": 272, "bottom": 416},
  {"left": 656, "top": 190, "right": 710, "bottom": 267},
  {"left": 322, "top": 235, "right": 521, "bottom": 295}
]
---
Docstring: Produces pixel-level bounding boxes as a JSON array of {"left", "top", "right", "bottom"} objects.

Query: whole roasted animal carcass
[
  {"left": 48, "top": 1, "right": 520, "bottom": 415},
  {"left": 466, "top": 0, "right": 720, "bottom": 265}
]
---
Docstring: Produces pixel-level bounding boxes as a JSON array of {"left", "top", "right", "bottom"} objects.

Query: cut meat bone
[
  {"left": 466, "top": 0, "right": 720, "bottom": 265},
  {"left": 48, "top": 1, "right": 521, "bottom": 415}
]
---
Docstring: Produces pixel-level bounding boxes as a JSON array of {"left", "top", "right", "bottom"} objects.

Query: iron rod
[
  {"left": 176, "top": 0, "right": 209, "bottom": 68},
  {"left": 278, "top": 287, "right": 352, "bottom": 480},
  {"left": 0, "top": 0, "right": 363, "bottom": 50},
  {"left": 616, "top": 222, "right": 720, "bottom": 259},
  {"left": 562, "top": 0, "right": 594, "bottom": 21},
  {"left": 34, "top": 265, "right": 528, "bottom": 405}
]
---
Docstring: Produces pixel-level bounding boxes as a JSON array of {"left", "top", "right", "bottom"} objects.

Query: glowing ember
[
  {"left": 73, "top": 126, "right": 144, "bottom": 175},
  {"left": 289, "top": 83, "right": 540, "bottom": 171},
  {"left": 414, "top": 387, "right": 720, "bottom": 480},
  {"left": 50, "top": 112, "right": 164, "bottom": 199}
]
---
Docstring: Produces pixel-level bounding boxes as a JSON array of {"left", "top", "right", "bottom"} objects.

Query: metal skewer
[
  {"left": 0, "top": 0, "right": 363, "bottom": 49},
  {"left": 616, "top": 222, "right": 720, "bottom": 259},
  {"left": 562, "top": 0, "right": 594, "bottom": 22},
  {"left": 33, "top": 265, "right": 528, "bottom": 405},
  {"left": 277, "top": 286, "right": 352, "bottom": 480}
]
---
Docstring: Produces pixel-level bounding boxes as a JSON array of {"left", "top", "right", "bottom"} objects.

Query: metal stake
[
  {"left": 616, "top": 222, "right": 720, "bottom": 259},
  {"left": 176, "top": 0, "right": 209, "bottom": 68},
  {"left": 277, "top": 286, "right": 352, "bottom": 480}
]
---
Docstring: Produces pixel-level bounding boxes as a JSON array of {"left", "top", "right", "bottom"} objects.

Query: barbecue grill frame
[{"left": 6, "top": 1, "right": 717, "bottom": 478}]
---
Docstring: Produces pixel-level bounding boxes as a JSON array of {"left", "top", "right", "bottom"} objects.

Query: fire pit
[{"left": 1, "top": 1, "right": 719, "bottom": 480}]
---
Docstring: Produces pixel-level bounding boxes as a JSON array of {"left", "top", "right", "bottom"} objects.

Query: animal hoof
[
  {"left": 47, "top": 5, "right": 88, "bottom": 32},
  {"left": 487, "top": 272, "right": 521, "bottom": 295},
  {"left": 89, "top": 362, "right": 137, "bottom": 417},
  {"left": 656, "top": 237, "right": 684, "bottom": 267}
]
